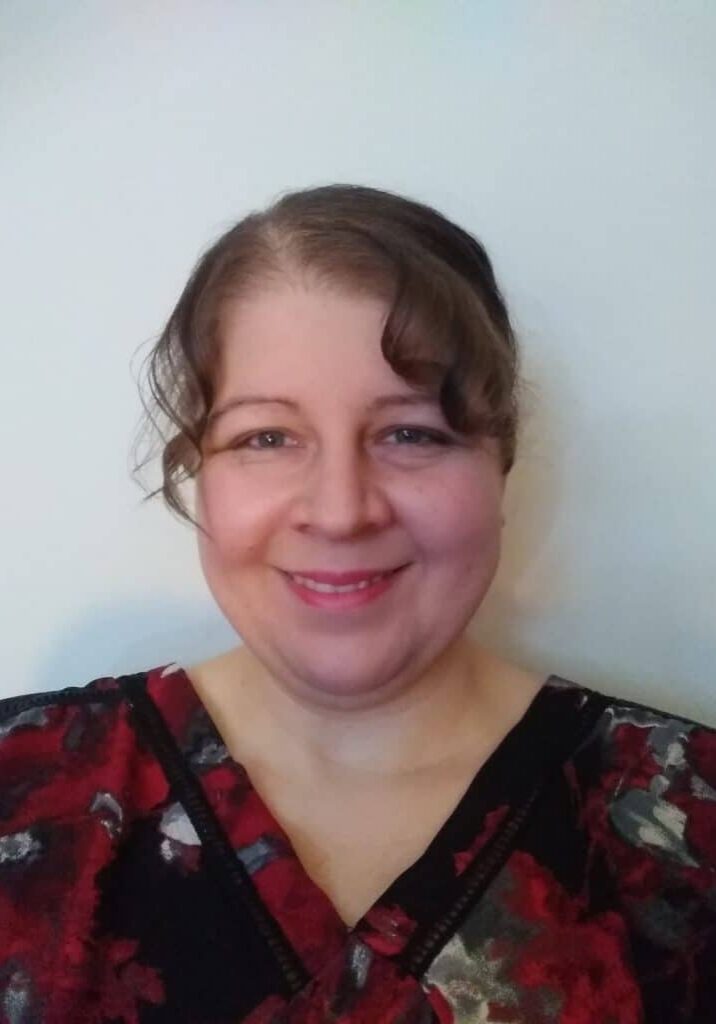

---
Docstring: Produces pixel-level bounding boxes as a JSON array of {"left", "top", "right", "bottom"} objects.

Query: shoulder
[
  {"left": 0, "top": 668, "right": 182, "bottom": 1005},
  {"left": 559, "top": 679, "right": 716, "bottom": 879},
  {"left": 0, "top": 668, "right": 177, "bottom": 837},
  {"left": 1, "top": 672, "right": 129, "bottom": 756},
  {"left": 575, "top": 685, "right": 716, "bottom": 803},
  {"left": 0, "top": 674, "right": 127, "bottom": 798}
]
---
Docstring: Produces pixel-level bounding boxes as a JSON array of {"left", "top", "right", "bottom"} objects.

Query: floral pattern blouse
[{"left": 0, "top": 663, "right": 714, "bottom": 1023}]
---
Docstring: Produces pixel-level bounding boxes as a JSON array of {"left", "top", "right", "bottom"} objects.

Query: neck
[{"left": 188, "top": 640, "right": 543, "bottom": 784}]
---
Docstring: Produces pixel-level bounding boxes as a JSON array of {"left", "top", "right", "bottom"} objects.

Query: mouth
[
  {"left": 279, "top": 564, "right": 410, "bottom": 610},
  {"left": 280, "top": 565, "right": 407, "bottom": 589}
]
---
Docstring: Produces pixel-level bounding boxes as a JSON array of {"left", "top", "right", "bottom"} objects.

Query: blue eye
[
  {"left": 238, "top": 431, "right": 288, "bottom": 450},
  {"left": 230, "top": 427, "right": 451, "bottom": 451},
  {"left": 387, "top": 427, "right": 450, "bottom": 446}
]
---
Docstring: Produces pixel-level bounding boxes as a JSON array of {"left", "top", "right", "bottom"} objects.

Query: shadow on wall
[
  {"left": 470, "top": 336, "right": 715, "bottom": 726},
  {"left": 30, "top": 596, "right": 238, "bottom": 695},
  {"left": 470, "top": 325, "right": 571, "bottom": 656}
]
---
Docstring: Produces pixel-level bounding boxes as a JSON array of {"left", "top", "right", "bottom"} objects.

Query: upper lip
[{"left": 280, "top": 566, "right": 407, "bottom": 584}]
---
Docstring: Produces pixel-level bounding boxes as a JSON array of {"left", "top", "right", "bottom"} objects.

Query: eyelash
[{"left": 228, "top": 426, "right": 452, "bottom": 451}]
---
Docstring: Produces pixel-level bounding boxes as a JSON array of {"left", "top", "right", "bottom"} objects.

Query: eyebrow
[{"left": 207, "top": 393, "right": 436, "bottom": 428}]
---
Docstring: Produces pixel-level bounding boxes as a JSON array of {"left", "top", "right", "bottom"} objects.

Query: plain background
[{"left": 1, "top": 1, "right": 714, "bottom": 724}]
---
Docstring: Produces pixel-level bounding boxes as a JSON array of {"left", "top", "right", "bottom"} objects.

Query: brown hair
[{"left": 131, "top": 183, "right": 522, "bottom": 529}]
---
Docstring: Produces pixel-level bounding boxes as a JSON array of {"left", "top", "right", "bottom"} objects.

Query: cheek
[
  {"left": 414, "top": 475, "right": 503, "bottom": 608},
  {"left": 196, "top": 468, "right": 263, "bottom": 564},
  {"left": 404, "top": 467, "right": 504, "bottom": 558}
]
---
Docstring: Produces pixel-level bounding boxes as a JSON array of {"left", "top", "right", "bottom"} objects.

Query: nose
[{"left": 289, "top": 442, "right": 393, "bottom": 538}]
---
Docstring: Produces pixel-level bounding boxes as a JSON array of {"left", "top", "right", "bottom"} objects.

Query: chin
[{"left": 283, "top": 639, "right": 436, "bottom": 702}]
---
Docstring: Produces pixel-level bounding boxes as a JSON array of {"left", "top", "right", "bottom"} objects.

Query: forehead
[{"left": 215, "top": 282, "right": 408, "bottom": 399}]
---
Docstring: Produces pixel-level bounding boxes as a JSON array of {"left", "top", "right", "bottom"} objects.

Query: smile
[
  {"left": 279, "top": 566, "right": 407, "bottom": 610},
  {"left": 286, "top": 571, "right": 393, "bottom": 593}
]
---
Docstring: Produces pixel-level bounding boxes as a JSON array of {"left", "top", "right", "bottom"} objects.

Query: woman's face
[{"left": 196, "top": 278, "right": 506, "bottom": 704}]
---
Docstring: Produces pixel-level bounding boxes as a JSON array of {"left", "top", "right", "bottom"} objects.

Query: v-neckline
[{"left": 142, "top": 662, "right": 601, "bottom": 980}]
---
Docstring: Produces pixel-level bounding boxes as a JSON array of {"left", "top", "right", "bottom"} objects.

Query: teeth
[{"left": 290, "top": 573, "right": 390, "bottom": 594}]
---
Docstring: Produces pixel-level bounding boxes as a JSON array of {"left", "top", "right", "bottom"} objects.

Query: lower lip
[{"left": 281, "top": 567, "right": 407, "bottom": 610}]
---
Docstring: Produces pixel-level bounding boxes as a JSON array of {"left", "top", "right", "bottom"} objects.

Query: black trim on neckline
[
  {"left": 120, "top": 672, "right": 311, "bottom": 999},
  {"left": 0, "top": 685, "right": 123, "bottom": 720},
  {"left": 396, "top": 687, "right": 610, "bottom": 976}
]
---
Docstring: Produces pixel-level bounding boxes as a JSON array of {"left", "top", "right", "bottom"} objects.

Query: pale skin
[{"left": 186, "top": 275, "right": 545, "bottom": 928}]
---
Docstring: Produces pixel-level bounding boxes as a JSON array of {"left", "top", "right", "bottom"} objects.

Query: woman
[{"left": 1, "top": 184, "right": 714, "bottom": 1023}]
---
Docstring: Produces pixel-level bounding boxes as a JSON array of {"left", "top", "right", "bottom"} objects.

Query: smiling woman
[{"left": 1, "top": 184, "right": 715, "bottom": 1023}]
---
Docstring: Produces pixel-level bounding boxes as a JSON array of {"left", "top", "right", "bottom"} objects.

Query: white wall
[{"left": 1, "top": 1, "right": 714, "bottom": 724}]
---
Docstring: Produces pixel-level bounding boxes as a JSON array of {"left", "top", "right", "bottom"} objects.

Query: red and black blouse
[{"left": 0, "top": 664, "right": 714, "bottom": 1022}]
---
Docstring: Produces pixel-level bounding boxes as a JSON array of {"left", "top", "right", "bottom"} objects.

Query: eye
[
  {"left": 226, "top": 426, "right": 452, "bottom": 452},
  {"left": 230, "top": 430, "right": 291, "bottom": 450},
  {"left": 385, "top": 427, "right": 451, "bottom": 446}
]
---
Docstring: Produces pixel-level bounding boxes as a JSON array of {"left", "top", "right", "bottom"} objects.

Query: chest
[{"left": 252, "top": 766, "right": 478, "bottom": 928}]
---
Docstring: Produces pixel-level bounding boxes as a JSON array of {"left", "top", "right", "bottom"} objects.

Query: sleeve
[
  {"left": 584, "top": 702, "right": 716, "bottom": 1021},
  {"left": 0, "top": 683, "right": 165, "bottom": 1019}
]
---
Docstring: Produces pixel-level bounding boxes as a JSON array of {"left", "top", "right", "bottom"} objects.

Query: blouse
[{"left": 0, "top": 663, "right": 714, "bottom": 1023}]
